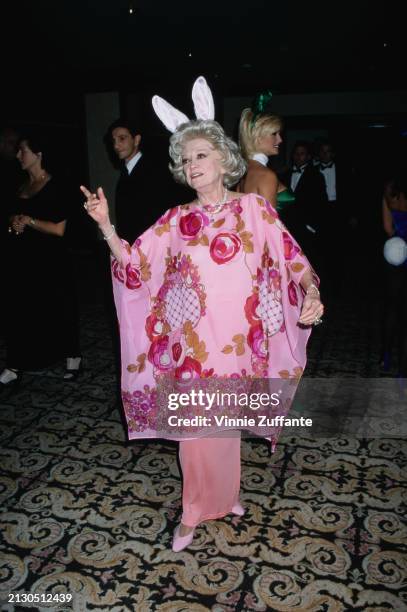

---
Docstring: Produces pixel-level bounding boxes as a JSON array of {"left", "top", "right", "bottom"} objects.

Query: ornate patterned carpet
[{"left": 0, "top": 255, "right": 406, "bottom": 611}]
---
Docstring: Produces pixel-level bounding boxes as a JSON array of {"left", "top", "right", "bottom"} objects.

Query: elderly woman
[
  {"left": 238, "top": 98, "right": 295, "bottom": 219},
  {"left": 82, "top": 77, "right": 323, "bottom": 552}
]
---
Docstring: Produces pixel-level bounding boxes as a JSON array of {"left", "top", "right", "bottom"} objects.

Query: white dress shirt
[
  {"left": 290, "top": 165, "right": 306, "bottom": 192},
  {"left": 126, "top": 151, "right": 142, "bottom": 175},
  {"left": 319, "top": 163, "right": 336, "bottom": 201}
]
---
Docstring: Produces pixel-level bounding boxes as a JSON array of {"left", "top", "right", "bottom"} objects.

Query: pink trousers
[{"left": 179, "top": 435, "right": 241, "bottom": 527}]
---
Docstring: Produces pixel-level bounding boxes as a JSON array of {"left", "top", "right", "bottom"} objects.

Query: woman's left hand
[{"left": 298, "top": 293, "right": 324, "bottom": 326}]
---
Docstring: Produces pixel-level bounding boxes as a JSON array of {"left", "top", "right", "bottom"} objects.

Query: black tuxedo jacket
[
  {"left": 115, "top": 154, "right": 187, "bottom": 245},
  {"left": 318, "top": 162, "right": 354, "bottom": 212},
  {"left": 281, "top": 163, "right": 328, "bottom": 238}
]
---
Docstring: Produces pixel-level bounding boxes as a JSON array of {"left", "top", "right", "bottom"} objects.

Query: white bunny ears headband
[{"left": 152, "top": 76, "right": 215, "bottom": 133}]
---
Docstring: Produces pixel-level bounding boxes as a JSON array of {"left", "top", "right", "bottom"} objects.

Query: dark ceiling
[{"left": 3, "top": 0, "right": 405, "bottom": 98}]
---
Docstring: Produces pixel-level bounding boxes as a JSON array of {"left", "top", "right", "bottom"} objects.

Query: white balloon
[{"left": 383, "top": 236, "right": 407, "bottom": 266}]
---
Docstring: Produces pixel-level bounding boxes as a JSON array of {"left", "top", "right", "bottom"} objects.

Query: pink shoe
[
  {"left": 232, "top": 502, "right": 245, "bottom": 516},
  {"left": 172, "top": 525, "right": 195, "bottom": 552}
]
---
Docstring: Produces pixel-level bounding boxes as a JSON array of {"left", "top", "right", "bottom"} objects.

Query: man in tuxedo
[
  {"left": 317, "top": 140, "right": 354, "bottom": 224},
  {"left": 107, "top": 118, "right": 157, "bottom": 245},
  {"left": 282, "top": 141, "right": 328, "bottom": 272},
  {"left": 317, "top": 140, "right": 354, "bottom": 289}
]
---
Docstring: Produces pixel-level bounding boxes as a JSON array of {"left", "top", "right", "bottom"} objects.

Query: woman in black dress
[{"left": 0, "top": 132, "right": 81, "bottom": 385}]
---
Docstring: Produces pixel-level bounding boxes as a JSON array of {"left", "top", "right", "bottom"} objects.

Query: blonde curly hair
[{"left": 169, "top": 119, "right": 246, "bottom": 187}]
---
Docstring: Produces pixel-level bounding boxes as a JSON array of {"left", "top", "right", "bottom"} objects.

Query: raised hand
[{"left": 80, "top": 185, "right": 110, "bottom": 228}]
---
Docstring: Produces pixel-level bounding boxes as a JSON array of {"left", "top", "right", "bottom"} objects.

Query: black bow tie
[
  {"left": 292, "top": 167, "right": 304, "bottom": 174},
  {"left": 320, "top": 162, "right": 334, "bottom": 169}
]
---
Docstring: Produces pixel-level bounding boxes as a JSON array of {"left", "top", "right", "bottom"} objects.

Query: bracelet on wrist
[
  {"left": 306, "top": 283, "right": 320, "bottom": 295},
  {"left": 102, "top": 224, "right": 115, "bottom": 240},
  {"left": 29, "top": 218, "right": 36, "bottom": 227}
]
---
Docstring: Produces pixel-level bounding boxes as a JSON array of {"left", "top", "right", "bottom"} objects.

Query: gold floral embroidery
[
  {"left": 229, "top": 211, "right": 254, "bottom": 254},
  {"left": 278, "top": 366, "right": 303, "bottom": 379},
  {"left": 256, "top": 195, "right": 277, "bottom": 224},
  {"left": 187, "top": 234, "right": 209, "bottom": 247},
  {"left": 239, "top": 230, "right": 254, "bottom": 254},
  {"left": 183, "top": 320, "right": 208, "bottom": 363},
  {"left": 137, "top": 248, "right": 151, "bottom": 281},
  {"left": 127, "top": 353, "right": 147, "bottom": 374},
  {"left": 155, "top": 223, "right": 170, "bottom": 236},
  {"left": 262, "top": 210, "right": 277, "bottom": 224},
  {"left": 222, "top": 334, "right": 246, "bottom": 356},
  {"left": 235, "top": 215, "right": 245, "bottom": 233},
  {"left": 290, "top": 262, "right": 305, "bottom": 273}
]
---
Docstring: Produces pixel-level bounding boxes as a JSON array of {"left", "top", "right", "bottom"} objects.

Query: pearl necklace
[{"left": 197, "top": 188, "right": 229, "bottom": 214}]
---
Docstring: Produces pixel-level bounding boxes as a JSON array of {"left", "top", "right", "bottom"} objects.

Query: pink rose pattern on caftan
[{"left": 111, "top": 193, "right": 318, "bottom": 440}]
